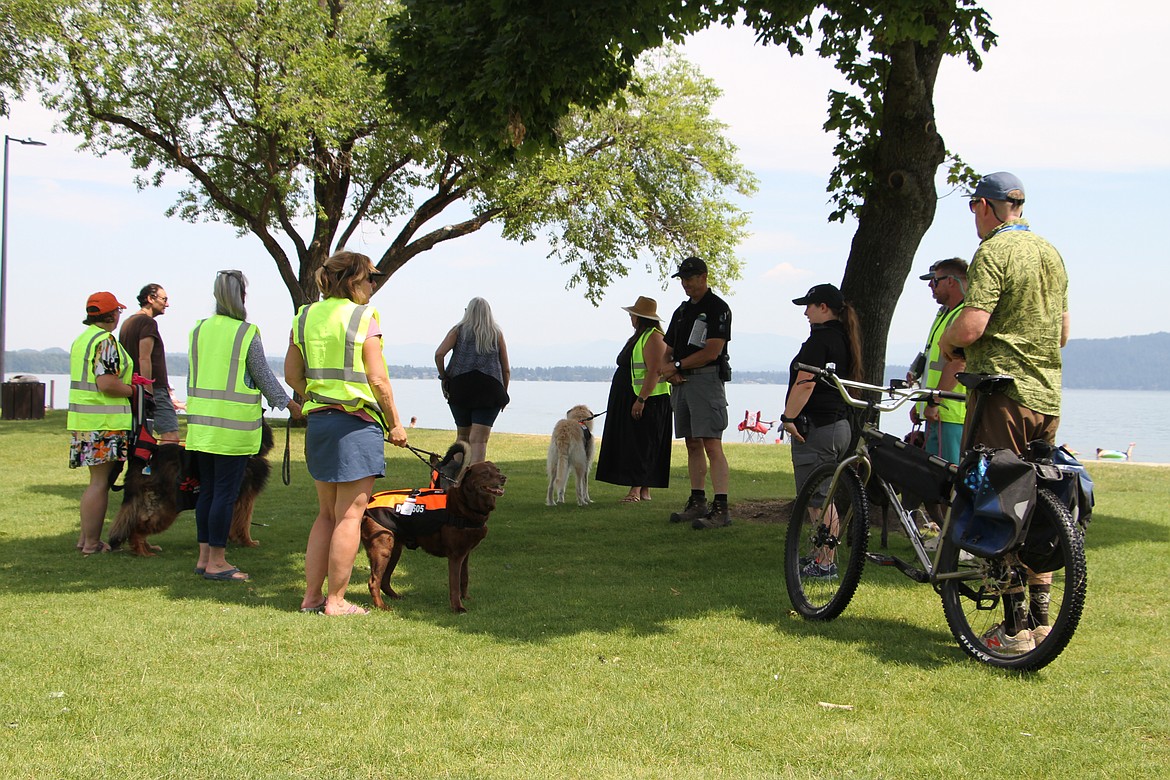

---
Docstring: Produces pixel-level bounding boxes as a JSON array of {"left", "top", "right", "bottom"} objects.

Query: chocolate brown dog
[{"left": 361, "top": 461, "right": 506, "bottom": 613}]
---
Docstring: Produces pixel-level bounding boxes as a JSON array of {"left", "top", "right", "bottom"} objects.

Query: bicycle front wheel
[
  {"left": 939, "top": 487, "right": 1087, "bottom": 671},
  {"left": 784, "top": 462, "right": 870, "bottom": 620}
]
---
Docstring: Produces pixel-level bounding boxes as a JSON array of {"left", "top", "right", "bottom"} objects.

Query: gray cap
[{"left": 970, "top": 171, "right": 1025, "bottom": 202}]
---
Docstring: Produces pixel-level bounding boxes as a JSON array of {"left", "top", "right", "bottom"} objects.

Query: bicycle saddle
[{"left": 955, "top": 372, "right": 1014, "bottom": 393}]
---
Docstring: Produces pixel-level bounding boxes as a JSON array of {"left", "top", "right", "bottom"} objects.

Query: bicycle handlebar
[{"left": 794, "top": 363, "right": 966, "bottom": 414}]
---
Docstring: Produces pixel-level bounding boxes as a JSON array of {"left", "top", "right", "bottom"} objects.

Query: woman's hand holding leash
[{"left": 387, "top": 425, "right": 408, "bottom": 448}]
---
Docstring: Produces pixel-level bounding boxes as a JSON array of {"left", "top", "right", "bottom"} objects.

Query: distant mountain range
[{"left": 6, "top": 331, "right": 1168, "bottom": 390}]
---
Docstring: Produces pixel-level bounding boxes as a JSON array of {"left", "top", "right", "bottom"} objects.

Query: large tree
[
  {"left": 377, "top": 0, "right": 995, "bottom": 381},
  {"left": 0, "top": 0, "right": 53, "bottom": 116},
  {"left": 34, "top": 0, "right": 755, "bottom": 308}
]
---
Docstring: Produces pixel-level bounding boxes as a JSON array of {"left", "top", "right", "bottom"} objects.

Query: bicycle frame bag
[
  {"left": 949, "top": 446, "right": 1037, "bottom": 558},
  {"left": 863, "top": 428, "right": 957, "bottom": 503}
]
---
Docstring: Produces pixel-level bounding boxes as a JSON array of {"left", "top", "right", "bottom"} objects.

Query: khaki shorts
[{"left": 671, "top": 371, "right": 728, "bottom": 439}]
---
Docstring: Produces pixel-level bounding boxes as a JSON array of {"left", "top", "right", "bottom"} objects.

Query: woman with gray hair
[
  {"left": 186, "top": 270, "right": 302, "bottom": 582},
  {"left": 435, "top": 297, "right": 511, "bottom": 464}
]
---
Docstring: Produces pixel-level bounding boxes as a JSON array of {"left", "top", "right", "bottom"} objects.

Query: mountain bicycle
[{"left": 782, "top": 363, "right": 1088, "bottom": 671}]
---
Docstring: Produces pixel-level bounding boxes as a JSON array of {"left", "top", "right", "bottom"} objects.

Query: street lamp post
[{"left": 0, "top": 135, "right": 47, "bottom": 383}]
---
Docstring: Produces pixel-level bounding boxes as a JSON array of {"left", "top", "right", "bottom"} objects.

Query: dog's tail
[{"left": 107, "top": 503, "right": 132, "bottom": 550}]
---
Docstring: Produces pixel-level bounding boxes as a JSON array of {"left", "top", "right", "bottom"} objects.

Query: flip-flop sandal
[
  {"left": 203, "top": 567, "right": 250, "bottom": 581},
  {"left": 325, "top": 602, "right": 369, "bottom": 616},
  {"left": 299, "top": 603, "right": 326, "bottom": 614},
  {"left": 194, "top": 567, "right": 206, "bottom": 576},
  {"left": 619, "top": 495, "right": 641, "bottom": 503},
  {"left": 81, "top": 542, "right": 111, "bottom": 555}
]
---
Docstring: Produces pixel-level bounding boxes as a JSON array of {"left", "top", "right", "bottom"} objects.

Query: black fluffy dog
[{"left": 108, "top": 420, "right": 274, "bottom": 556}]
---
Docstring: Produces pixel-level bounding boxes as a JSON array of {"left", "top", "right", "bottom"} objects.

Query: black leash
[
  {"left": 403, "top": 443, "right": 444, "bottom": 470},
  {"left": 282, "top": 416, "right": 292, "bottom": 486},
  {"left": 583, "top": 410, "right": 607, "bottom": 421}
]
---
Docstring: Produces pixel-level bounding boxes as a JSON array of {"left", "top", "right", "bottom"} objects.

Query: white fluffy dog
[{"left": 545, "top": 404, "right": 596, "bottom": 506}]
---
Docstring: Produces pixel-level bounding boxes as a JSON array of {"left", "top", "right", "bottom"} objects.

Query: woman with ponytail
[{"left": 780, "top": 283, "right": 864, "bottom": 578}]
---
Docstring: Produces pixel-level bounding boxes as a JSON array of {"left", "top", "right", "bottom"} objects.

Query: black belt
[{"left": 681, "top": 365, "right": 718, "bottom": 376}]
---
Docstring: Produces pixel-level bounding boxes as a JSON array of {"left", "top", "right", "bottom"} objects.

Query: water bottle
[
  {"left": 963, "top": 456, "right": 988, "bottom": 494},
  {"left": 396, "top": 495, "right": 418, "bottom": 516}
]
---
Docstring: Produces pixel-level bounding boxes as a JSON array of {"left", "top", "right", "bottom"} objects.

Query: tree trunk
[{"left": 840, "top": 38, "right": 946, "bottom": 385}]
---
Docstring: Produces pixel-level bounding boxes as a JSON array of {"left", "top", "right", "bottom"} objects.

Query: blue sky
[{"left": 1, "top": 0, "right": 1166, "bottom": 373}]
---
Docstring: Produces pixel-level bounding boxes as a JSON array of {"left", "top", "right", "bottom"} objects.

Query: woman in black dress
[{"left": 596, "top": 296, "right": 672, "bottom": 502}]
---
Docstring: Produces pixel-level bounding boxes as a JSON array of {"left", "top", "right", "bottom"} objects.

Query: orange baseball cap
[{"left": 85, "top": 291, "right": 127, "bottom": 316}]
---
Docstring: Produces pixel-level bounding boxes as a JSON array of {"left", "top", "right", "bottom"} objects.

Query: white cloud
[{"left": 761, "top": 262, "right": 812, "bottom": 281}]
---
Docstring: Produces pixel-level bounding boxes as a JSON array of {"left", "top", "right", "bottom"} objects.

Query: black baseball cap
[
  {"left": 671, "top": 256, "right": 708, "bottom": 278},
  {"left": 792, "top": 283, "right": 844, "bottom": 309},
  {"left": 918, "top": 261, "right": 941, "bottom": 281}
]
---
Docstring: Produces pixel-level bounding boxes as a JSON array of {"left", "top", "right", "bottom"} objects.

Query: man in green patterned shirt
[
  {"left": 939, "top": 171, "right": 1070, "bottom": 656},
  {"left": 940, "top": 171, "right": 1070, "bottom": 453}
]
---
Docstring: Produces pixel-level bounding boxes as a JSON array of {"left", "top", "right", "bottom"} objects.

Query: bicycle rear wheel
[
  {"left": 939, "top": 487, "right": 1087, "bottom": 671},
  {"left": 784, "top": 462, "right": 870, "bottom": 620}
]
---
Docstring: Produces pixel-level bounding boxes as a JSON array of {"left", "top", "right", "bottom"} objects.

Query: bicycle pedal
[
  {"left": 866, "top": 553, "right": 898, "bottom": 566},
  {"left": 866, "top": 553, "right": 930, "bottom": 583}
]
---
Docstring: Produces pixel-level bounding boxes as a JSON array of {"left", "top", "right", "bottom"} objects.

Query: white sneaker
[
  {"left": 1032, "top": 625, "right": 1051, "bottom": 644},
  {"left": 981, "top": 623, "right": 1035, "bottom": 654}
]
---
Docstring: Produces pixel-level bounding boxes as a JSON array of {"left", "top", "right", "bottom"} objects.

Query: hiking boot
[
  {"left": 670, "top": 495, "right": 708, "bottom": 524},
  {"left": 980, "top": 623, "right": 1035, "bottom": 654},
  {"left": 692, "top": 502, "right": 731, "bottom": 530},
  {"left": 800, "top": 560, "right": 837, "bottom": 579}
]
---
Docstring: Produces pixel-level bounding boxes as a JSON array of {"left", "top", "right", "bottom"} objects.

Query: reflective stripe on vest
[
  {"left": 67, "top": 325, "right": 132, "bottom": 431},
  {"left": 185, "top": 316, "right": 262, "bottom": 455},
  {"left": 916, "top": 304, "right": 967, "bottom": 424},
  {"left": 292, "top": 298, "right": 387, "bottom": 429},
  {"left": 630, "top": 328, "right": 670, "bottom": 398}
]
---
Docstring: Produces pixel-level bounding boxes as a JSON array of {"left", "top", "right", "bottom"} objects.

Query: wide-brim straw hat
[{"left": 621, "top": 295, "right": 663, "bottom": 322}]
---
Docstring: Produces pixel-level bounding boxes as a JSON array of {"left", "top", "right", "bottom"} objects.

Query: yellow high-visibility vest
[
  {"left": 916, "top": 304, "right": 967, "bottom": 424},
  {"left": 292, "top": 297, "right": 386, "bottom": 429},
  {"left": 186, "top": 315, "right": 263, "bottom": 455},
  {"left": 631, "top": 328, "right": 670, "bottom": 398},
  {"left": 67, "top": 325, "right": 132, "bottom": 432}
]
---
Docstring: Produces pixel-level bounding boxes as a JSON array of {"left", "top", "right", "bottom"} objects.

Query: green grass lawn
[{"left": 1, "top": 412, "right": 1167, "bottom": 779}]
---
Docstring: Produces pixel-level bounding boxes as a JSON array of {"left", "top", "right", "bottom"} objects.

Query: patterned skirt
[{"left": 69, "top": 430, "right": 130, "bottom": 468}]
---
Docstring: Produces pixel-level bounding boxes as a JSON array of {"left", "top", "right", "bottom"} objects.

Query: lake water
[{"left": 30, "top": 375, "right": 1170, "bottom": 463}]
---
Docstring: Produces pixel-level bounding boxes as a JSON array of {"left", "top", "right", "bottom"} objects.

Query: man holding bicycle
[{"left": 940, "top": 171, "right": 1070, "bottom": 654}]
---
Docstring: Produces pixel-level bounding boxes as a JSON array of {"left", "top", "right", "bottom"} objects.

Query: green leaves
[{"left": 32, "top": 0, "right": 752, "bottom": 307}]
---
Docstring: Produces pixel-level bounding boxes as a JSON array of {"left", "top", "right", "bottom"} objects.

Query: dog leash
[
  {"left": 403, "top": 443, "right": 444, "bottom": 470},
  {"left": 282, "top": 417, "right": 292, "bottom": 486},
  {"left": 583, "top": 410, "right": 607, "bottom": 421}
]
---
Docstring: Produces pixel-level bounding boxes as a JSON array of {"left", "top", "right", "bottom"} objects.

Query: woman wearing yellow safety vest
[
  {"left": 187, "top": 271, "right": 302, "bottom": 582},
  {"left": 285, "top": 251, "right": 408, "bottom": 616},
  {"left": 595, "top": 296, "right": 672, "bottom": 502},
  {"left": 68, "top": 291, "right": 135, "bottom": 555}
]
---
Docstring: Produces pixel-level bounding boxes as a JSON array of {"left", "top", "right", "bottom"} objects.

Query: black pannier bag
[
  {"left": 949, "top": 446, "right": 1037, "bottom": 558},
  {"left": 1016, "top": 441, "right": 1095, "bottom": 572},
  {"left": 863, "top": 428, "right": 957, "bottom": 503}
]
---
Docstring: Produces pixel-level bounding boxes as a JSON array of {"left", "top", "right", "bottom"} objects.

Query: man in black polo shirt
[{"left": 661, "top": 256, "right": 733, "bottom": 529}]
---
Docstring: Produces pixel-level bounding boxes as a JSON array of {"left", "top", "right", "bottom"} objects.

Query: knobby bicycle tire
[
  {"left": 939, "top": 487, "right": 1087, "bottom": 671},
  {"left": 784, "top": 462, "right": 870, "bottom": 620}
]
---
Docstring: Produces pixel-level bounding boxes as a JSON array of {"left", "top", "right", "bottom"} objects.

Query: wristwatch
[
  {"left": 780, "top": 414, "right": 798, "bottom": 424},
  {"left": 674, "top": 361, "right": 682, "bottom": 372}
]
